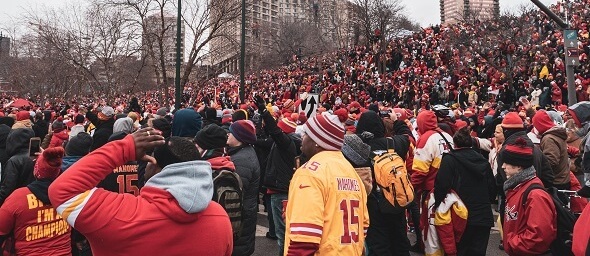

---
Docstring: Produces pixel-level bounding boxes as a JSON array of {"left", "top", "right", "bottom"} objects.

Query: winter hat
[
  {"left": 278, "top": 117, "right": 297, "bottom": 134},
  {"left": 233, "top": 109, "right": 249, "bottom": 121},
  {"left": 348, "top": 101, "right": 362, "bottom": 113},
  {"left": 283, "top": 99, "right": 295, "bottom": 111},
  {"left": 303, "top": 112, "right": 345, "bottom": 151},
  {"left": 501, "top": 112, "right": 524, "bottom": 129},
  {"left": 156, "top": 107, "right": 168, "bottom": 117},
  {"left": 152, "top": 118, "right": 172, "bottom": 138},
  {"left": 16, "top": 111, "right": 29, "bottom": 121},
  {"left": 98, "top": 106, "right": 114, "bottom": 121},
  {"left": 229, "top": 120, "right": 257, "bottom": 145},
  {"left": 34, "top": 147, "right": 65, "bottom": 180},
  {"left": 342, "top": 134, "right": 371, "bottom": 166},
  {"left": 52, "top": 117, "right": 66, "bottom": 133},
  {"left": 194, "top": 124, "right": 228, "bottom": 150},
  {"left": 532, "top": 110, "right": 555, "bottom": 135},
  {"left": 297, "top": 112, "right": 308, "bottom": 125},
  {"left": 221, "top": 109, "right": 233, "bottom": 124},
  {"left": 66, "top": 132, "right": 93, "bottom": 156},
  {"left": 393, "top": 108, "right": 408, "bottom": 121},
  {"left": 74, "top": 114, "right": 85, "bottom": 124},
  {"left": 204, "top": 107, "right": 218, "bottom": 121},
  {"left": 501, "top": 137, "right": 534, "bottom": 168},
  {"left": 456, "top": 119, "right": 468, "bottom": 129}
]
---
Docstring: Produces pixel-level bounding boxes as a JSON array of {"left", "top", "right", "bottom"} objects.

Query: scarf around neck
[{"left": 504, "top": 165, "right": 536, "bottom": 192}]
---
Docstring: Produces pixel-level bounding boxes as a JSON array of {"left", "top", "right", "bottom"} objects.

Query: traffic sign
[
  {"left": 299, "top": 93, "right": 319, "bottom": 118},
  {"left": 564, "top": 30, "right": 579, "bottom": 67},
  {"left": 567, "top": 48, "right": 579, "bottom": 57}
]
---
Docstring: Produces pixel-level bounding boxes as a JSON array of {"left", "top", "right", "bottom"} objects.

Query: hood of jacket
[
  {"left": 355, "top": 111, "right": 385, "bottom": 138},
  {"left": 6, "top": 128, "right": 35, "bottom": 157},
  {"left": 53, "top": 130, "right": 69, "bottom": 140},
  {"left": 207, "top": 156, "right": 236, "bottom": 171},
  {"left": 113, "top": 117, "right": 134, "bottom": 134},
  {"left": 61, "top": 156, "right": 82, "bottom": 171},
  {"left": 542, "top": 126, "right": 567, "bottom": 141},
  {"left": 417, "top": 110, "right": 439, "bottom": 135},
  {"left": 171, "top": 109, "right": 203, "bottom": 138},
  {"left": 448, "top": 148, "right": 489, "bottom": 178},
  {"left": 568, "top": 101, "right": 590, "bottom": 127},
  {"left": 143, "top": 160, "right": 214, "bottom": 222}
]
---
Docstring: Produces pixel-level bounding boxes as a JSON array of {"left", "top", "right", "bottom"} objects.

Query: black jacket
[
  {"left": 87, "top": 111, "right": 114, "bottom": 151},
  {"left": 228, "top": 145, "right": 260, "bottom": 256},
  {"left": 434, "top": 148, "right": 496, "bottom": 227},
  {"left": 261, "top": 111, "right": 301, "bottom": 192},
  {"left": 496, "top": 131, "right": 554, "bottom": 192},
  {"left": 0, "top": 124, "right": 11, "bottom": 171},
  {"left": 0, "top": 128, "right": 36, "bottom": 206},
  {"left": 32, "top": 119, "right": 49, "bottom": 141},
  {"left": 356, "top": 111, "right": 412, "bottom": 213}
]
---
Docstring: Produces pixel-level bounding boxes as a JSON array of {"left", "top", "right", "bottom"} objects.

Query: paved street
[{"left": 251, "top": 205, "right": 534, "bottom": 256}]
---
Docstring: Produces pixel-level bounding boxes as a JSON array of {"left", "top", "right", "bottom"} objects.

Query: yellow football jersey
[{"left": 284, "top": 151, "right": 369, "bottom": 255}]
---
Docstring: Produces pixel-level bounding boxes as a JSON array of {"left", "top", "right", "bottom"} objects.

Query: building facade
[
  {"left": 0, "top": 33, "right": 10, "bottom": 59},
  {"left": 440, "top": 0, "right": 500, "bottom": 24},
  {"left": 142, "top": 14, "right": 185, "bottom": 81},
  {"left": 209, "top": 0, "right": 355, "bottom": 73}
]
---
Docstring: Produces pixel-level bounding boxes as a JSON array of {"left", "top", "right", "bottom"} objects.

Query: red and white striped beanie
[{"left": 303, "top": 112, "right": 345, "bottom": 151}]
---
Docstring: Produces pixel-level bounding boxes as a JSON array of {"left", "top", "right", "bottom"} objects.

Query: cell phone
[
  {"left": 29, "top": 137, "right": 41, "bottom": 156},
  {"left": 379, "top": 109, "right": 392, "bottom": 117}
]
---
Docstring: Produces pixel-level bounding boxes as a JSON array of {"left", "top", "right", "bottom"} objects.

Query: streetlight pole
[
  {"left": 175, "top": 0, "right": 182, "bottom": 110},
  {"left": 239, "top": 0, "right": 246, "bottom": 103}
]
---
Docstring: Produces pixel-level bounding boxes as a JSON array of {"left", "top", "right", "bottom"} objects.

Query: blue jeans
[{"left": 271, "top": 193, "right": 288, "bottom": 256}]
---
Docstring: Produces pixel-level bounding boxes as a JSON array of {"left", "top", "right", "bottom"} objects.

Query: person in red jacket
[
  {"left": 0, "top": 147, "right": 71, "bottom": 256},
  {"left": 501, "top": 137, "right": 557, "bottom": 255},
  {"left": 48, "top": 128, "right": 233, "bottom": 256}
]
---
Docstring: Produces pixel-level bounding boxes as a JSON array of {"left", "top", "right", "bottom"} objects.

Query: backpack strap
[
  {"left": 521, "top": 183, "right": 545, "bottom": 207},
  {"left": 436, "top": 131, "right": 453, "bottom": 152}
]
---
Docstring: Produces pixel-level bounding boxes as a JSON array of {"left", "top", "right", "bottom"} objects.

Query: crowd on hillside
[{"left": 1, "top": 0, "right": 590, "bottom": 256}]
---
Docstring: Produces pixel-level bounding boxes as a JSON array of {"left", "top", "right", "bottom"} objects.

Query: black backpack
[
  {"left": 212, "top": 169, "right": 244, "bottom": 240},
  {"left": 521, "top": 184, "right": 577, "bottom": 256}
]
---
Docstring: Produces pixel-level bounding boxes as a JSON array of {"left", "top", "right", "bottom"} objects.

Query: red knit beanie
[
  {"left": 532, "top": 110, "right": 555, "bottom": 135},
  {"left": 277, "top": 117, "right": 297, "bottom": 134},
  {"left": 16, "top": 111, "right": 30, "bottom": 121},
  {"left": 34, "top": 147, "right": 65, "bottom": 180},
  {"left": 501, "top": 112, "right": 524, "bottom": 129},
  {"left": 297, "top": 112, "right": 308, "bottom": 125}
]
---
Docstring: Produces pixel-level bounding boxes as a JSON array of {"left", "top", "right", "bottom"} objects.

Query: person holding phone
[{"left": 0, "top": 128, "right": 36, "bottom": 206}]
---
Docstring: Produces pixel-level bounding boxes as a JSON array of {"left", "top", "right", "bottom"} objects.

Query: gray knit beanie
[{"left": 342, "top": 134, "right": 371, "bottom": 166}]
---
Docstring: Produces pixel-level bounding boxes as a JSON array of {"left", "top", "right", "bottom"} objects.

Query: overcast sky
[{"left": 0, "top": 0, "right": 557, "bottom": 35}]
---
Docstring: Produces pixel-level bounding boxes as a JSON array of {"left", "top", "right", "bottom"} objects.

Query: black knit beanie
[
  {"left": 66, "top": 132, "right": 93, "bottom": 156},
  {"left": 152, "top": 118, "right": 172, "bottom": 138},
  {"left": 194, "top": 124, "right": 228, "bottom": 150}
]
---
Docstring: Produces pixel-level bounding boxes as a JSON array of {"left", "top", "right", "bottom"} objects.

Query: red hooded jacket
[
  {"left": 48, "top": 136, "right": 233, "bottom": 256},
  {"left": 503, "top": 177, "right": 557, "bottom": 255}
]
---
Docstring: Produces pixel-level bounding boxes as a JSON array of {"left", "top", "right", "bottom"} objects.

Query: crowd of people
[{"left": 0, "top": 0, "right": 590, "bottom": 255}]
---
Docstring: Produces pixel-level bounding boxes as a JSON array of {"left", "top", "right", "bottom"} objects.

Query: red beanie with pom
[{"left": 34, "top": 147, "right": 65, "bottom": 180}]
